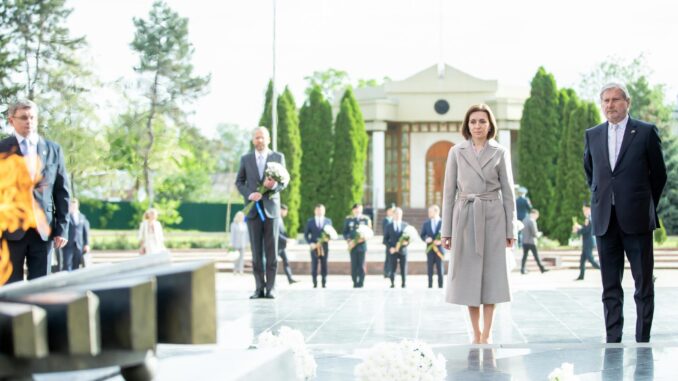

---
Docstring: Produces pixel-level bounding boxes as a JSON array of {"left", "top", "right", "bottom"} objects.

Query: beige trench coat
[{"left": 441, "top": 139, "right": 516, "bottom": 306}]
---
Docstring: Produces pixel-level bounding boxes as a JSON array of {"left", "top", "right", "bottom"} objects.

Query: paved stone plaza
[{"left": 33, "top": 270, "right": 678, "bottom": 380}]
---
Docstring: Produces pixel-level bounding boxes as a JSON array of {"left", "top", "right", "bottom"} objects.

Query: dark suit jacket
[
  {"left": 420, "top": 218, "right": 443, "bottom": 253},
  {"left": 304, "top": 217, "right": 332, "bottom": 244},
  {"left": 577, "top": 217, "right": 595, "bottom": 251},
  {"left": 584, "top": 117, "right": 667, "bottom": 236},
  {"left": 384, "top": 221, "right": 410, "bottom": 256},
  {"left": 65, "top": 213, "right": 89, "bottom": 251},
  {"left": 235, "top": 150, "right": 287, "bottom": 219},
  {"left": 516, "top": 196, "right": 532, "bottom": 221},
  {"left": 0, "top": 135, "right": 70, "bottom": 241}
]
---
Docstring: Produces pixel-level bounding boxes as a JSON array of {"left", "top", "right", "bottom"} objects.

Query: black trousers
[
  {"left": 247, "top": 216, "right": 279, "bottom": 293},
  {"left": 7, "top": 229, "right": 52, "bottom": 283},
  {"left": 597, "top": 206, "right": 654, "bottom": 343},
  {"left": 389, "top": 253, "right": 407, "bottom": 286},
  {"left": 310, "top": 245, "right": 328, "bottom": 285},
  {"left": 350, "top": 243, "right": 366, "bottom": 287},
  {"left": 426, "top": 251, "right": 444, "bottom": 288},
  {"left": 383, "top": 247, "right": 392, "bottom": 277},
  {"left": 62, "top": 246, "right": 84, "bottom": 271},
  {"left": 278, "top": 249, "right": 294, "bottom": 283},
  {"left": 578, "top": 244, "right": 600, "bottom": 279},
  {"left": 521, "top": 243, "right": 545, "bottom": 272}
]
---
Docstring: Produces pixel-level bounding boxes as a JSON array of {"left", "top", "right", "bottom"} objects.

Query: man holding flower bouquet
[
  {"left": 304, "top": 204, "right": 335, "bottom": 288},
  {"left": 236, "top": 127, "right": 289, "bottom": 299},
  {"left": 420, "top": 205, "right": 445, "bottom": 288},
  {"left": 343, "top": 203, "right": 372, "bottom": 288},
  {"left": 384, "top": 208, "right": 411, "bottom": 288}
]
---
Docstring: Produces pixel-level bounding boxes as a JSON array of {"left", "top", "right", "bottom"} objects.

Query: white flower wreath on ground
[
  {"left": 548, "top": 362, "right": 579, "bottom": 381},
  {"left": 355, "top": 339, "right": 447, "bottom": 381},
  {"left": 257, "top": 326, "right": 317, "bottom": 380}
]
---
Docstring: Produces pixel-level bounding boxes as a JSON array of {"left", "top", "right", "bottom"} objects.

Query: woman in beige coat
[{"left": 441, "top": 104, "right": 517, "bottom": 344}]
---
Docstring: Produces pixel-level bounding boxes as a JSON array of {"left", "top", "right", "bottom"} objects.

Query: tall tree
[
  {"left": 327, "top": 88, "right": 368, "bottom": 226},
  {"left": 299, "top": 85, "right": 333, "bottom": 228},
  {"left": 2, "top": 0, "right": 85, "bottom": 99},
  {"left": 131, "top": 0, "right": 210, "bottom": 206},
  {"left": 0, "top": 2, "right": 21, "bottom": 110},
  {"left": 552, "top": 101, "right": 600, "bottom": 244},
  {"left": 518, "top": 67, "right": 561, "bottom": 236},
  {"left": 276, "top": 88, "right": 302, "bottom": 236}
]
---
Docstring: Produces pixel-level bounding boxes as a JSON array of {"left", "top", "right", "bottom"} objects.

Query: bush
[
  {"left": 655, "top": 219, "right": 668, "bottom": 244},
  {"left": 90, "top": 230, "right": 229, "bottom": 250}
]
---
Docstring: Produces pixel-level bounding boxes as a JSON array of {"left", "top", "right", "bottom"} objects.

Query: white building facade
[{"left": 351, "top": 64, "right": 529, "bottom": 210}]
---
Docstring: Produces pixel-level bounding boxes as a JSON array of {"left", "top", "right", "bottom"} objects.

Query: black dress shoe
[
  {"left": 322, "top": 284, "right": 326, "bottom": 288},
  {"left": 541, "top": 269, "right": 550, "bottom": 274},
  {"left": 250, "top": 290, "right": 264, "bottom": 299},
  {"left": 289, "top": 279, "right": 298, "bottom": 284},
  {"left": 575, "top": 276, "right": 584, "bottom": 281},
  {"left": 313, "top": 283, "right": 318, "bottom": 288},
  {"left": 265, "top": 290, "right": 277, "bottom": 299}
]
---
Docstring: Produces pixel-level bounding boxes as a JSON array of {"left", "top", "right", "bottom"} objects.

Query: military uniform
[{"left": 343, "top": 214, "right": 371, "bottom": 288}]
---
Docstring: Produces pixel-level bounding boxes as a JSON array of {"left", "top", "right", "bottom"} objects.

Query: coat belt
[{"left": 456, "top": 191, "right": 500, "bottom": 258}]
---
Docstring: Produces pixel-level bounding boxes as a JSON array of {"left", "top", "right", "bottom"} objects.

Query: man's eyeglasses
[{"left": 11, "top": 115, "right": 35, "bottom": 121}]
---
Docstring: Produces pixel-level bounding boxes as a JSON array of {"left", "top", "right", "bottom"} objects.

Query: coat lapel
[
  {"left": 458, "top": 140, "right": 485, "bottom": 180},
  {"left": 613, "top": 118, "right": 638, "bottom": 172},
  {"left": 37, "top": 137, "right": 48, "bottom": 176},
  {"left": 600, "top": 123, "right": 613, "bottom": 173},
  {"left": 479, "top": 140, "right": 500, "bottom": 169}
]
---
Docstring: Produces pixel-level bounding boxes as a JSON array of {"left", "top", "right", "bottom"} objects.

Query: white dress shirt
[
  {"left": 16, "top": 133, "right": 39, "bottom": 179},
  {"left": 608, "top": 114, "right": 628, "bottom": 171}
]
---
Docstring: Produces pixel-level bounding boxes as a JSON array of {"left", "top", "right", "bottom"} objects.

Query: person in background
[
  {"left": 230, "top": 211, "right": 249, "bottom": 275},
  {"left": 521, "top": 209, "right": 548, "bottom": 274},
  {"left": 384, "top": 207, "right": 410, "bottom": 288},
  {"left": 138, "top": 208, "right": 165, "bottom": 255},
  {"left": 382, "top": 205, "right": 395, "bottom": 278},
  {"left": 515, "top": 186, "right": 532, "bottom": 248},
  {"left": 420, "top": 204, "right": 444, "bottom": 288},
  {"left": 304, "top": 204, "right": 333, "bottom": 288},
  {"left": 343, "top": 203, "right": 371, "bottom": 288},
  {"left": 278, "top": 204, "right": 298, "bottom": 285},
  {"left": 573, "top": 204, "right": 600, "bottom": 281},
  {"left": 62, "top": 199, "right": 90, "bottom": 271}
]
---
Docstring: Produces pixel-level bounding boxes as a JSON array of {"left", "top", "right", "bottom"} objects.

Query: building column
[
  {"left": 498, "top": 129, "right": 511, "bottom": 155},
  {"left": 371, "top": 126, "right": 386, "bottom": 209}
]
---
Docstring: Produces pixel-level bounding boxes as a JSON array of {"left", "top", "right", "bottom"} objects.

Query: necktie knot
[{"left": 20, "top": 139, "right": 28, "bottom": 155}]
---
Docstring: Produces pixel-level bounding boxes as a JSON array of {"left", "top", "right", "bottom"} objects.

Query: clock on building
[{"left": 434, "top": 99, "right": 449, "bottom": 115}]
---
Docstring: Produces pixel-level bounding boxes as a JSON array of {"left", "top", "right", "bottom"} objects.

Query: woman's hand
[
  {"left": 442, "top": 237, "right": 452, "bottom": 250},
  {"left": 506, "top": 238, "right": 515, "bottom": 248}
]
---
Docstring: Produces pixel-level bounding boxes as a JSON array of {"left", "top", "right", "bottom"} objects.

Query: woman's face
[{"left": 468, "top": 111, "right": 491, "bottom": 140}]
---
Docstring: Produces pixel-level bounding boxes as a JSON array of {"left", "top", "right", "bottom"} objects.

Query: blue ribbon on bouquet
[{"left": 254, "top": 200, "right": 265, "bottom": 221}]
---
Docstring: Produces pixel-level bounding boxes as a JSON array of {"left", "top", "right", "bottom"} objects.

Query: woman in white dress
[
  {"left": 230, "top": 211, "right": 249, "bottom": 274},
  {"left": 138, "top": 208, "right": 166, "bottom": 255}
]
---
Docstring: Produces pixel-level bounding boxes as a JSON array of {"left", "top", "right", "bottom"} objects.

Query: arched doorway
[{"left": 426, "top": 141, "right": 454, "bottom": 207}]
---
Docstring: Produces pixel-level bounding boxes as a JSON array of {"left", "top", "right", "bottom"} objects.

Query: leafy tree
[
  {"left": 0, "top": 2, "right": 21, "bottom": 110},
  {"left": 299, "top": 85, "right": 333, "bottom": 228},
  {"left": 1, "top": 0, "right": 85, "bottom": 99},
  {"left": 518, "top": 67, "right": 561, "bottom": 236},
  {"left": 327, "top": 88, "right": 368, "bottom": 226},
  {"left": 552, "top": 101, "right": 600, "bottom": 244},
  {"left": 130, "top": 0, "right": 210, "bottom": 206},
  {"left": 304, "top": 68, "right": 350, "bottom": 101},
  {"left": 276, "top": 88, "right": 302, "bottom": 236}
]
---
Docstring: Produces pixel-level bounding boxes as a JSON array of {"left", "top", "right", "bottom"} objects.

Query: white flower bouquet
[
  {"left": 355, "top": 339, "right": 446, "bottom": 381},
  {"left": 351, "top": 224, "right": 374, "bottom": 247},
  {"left": 257, "top": 326, "right": 316, "bottom": 380},
  {"left": 394, "top": 225, "right": 419, "bottom": 253},
  {"left": 315, "top": 225, "right": 338, "bottom": 257},
  {"left": 242, "top": 162, "right": 290, "bottom": 216},
  {"left": 548, "top": 362, "right": 579, "bottom": 381}
]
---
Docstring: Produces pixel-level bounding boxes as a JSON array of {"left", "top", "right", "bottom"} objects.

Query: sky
[{"left": 67, "top": 0, "right": 678, "bottom": 138}]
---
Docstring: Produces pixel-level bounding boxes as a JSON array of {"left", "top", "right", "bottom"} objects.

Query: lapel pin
[{"left": 631, "top": 130, "right": 636, "bottom": 134}]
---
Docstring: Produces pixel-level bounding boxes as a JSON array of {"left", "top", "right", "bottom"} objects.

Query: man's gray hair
[
  {"left": 8, "top": 99, "right": 38, "bottom": 117},
  {"left": 251, "top": 126, "right": 270, "bottom": 138},
  {"left": 599, "top": 83, "right": 631, "bottom": 101},
  {"left": 429, "top": 204, "right": 440, "bottom": 213}
]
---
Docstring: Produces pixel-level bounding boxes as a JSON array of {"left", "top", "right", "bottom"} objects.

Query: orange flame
[{"left": 1, "top": 152, "right": 48, "bottom": 285}]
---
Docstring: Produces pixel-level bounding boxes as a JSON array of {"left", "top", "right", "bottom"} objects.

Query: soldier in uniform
[{"left": 343, "top": 203, "right": 372, "bottom": 288}]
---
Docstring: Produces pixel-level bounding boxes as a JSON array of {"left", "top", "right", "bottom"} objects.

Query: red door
[{"left": 426, "top": 141, "right": 454, "bottom": 207}]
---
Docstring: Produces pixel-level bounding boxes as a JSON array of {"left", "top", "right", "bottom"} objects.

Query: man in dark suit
[
  {"left": 515, "top": 187, "right": 532, "bottom": 248},
  {"left": 584, "top": 83, "right": 667, "bottom": 343},
  {"left": 384, "top": 207, "right": 410, "bottom": 288},
  {"left": 342, "top": 203, "right": 371, "bottom": 288},
  {"left": 303, "top": 204, "right": 332, "bottom": 288},
  {"left": 381, "top": 205, "right": 395, "bottom": 278},
  {"left": 62, "top": 199, "right": 90, "bottom": 271},
  {"left": 420, "top": 205, "right": 444, "bottom": 288},
  {"left": 1, "top": 99, "right": 70, "bottom": 283},
  {"left": 573, "top": 204, "right": 599, "bottom": 281},
  {"left": 236, "top": 127, "right": 288, "bottom": 299},
  {"left": 277, "top": 204, "right": 297, "bottom": 285}
]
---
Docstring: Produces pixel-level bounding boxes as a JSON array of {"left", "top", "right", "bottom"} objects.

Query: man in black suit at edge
[
  {"left": 584, "top": 83, "right": 667, "bottom": 343},
  {"left": 1, "top": 99, "right": 70, "bottom": 283}
]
